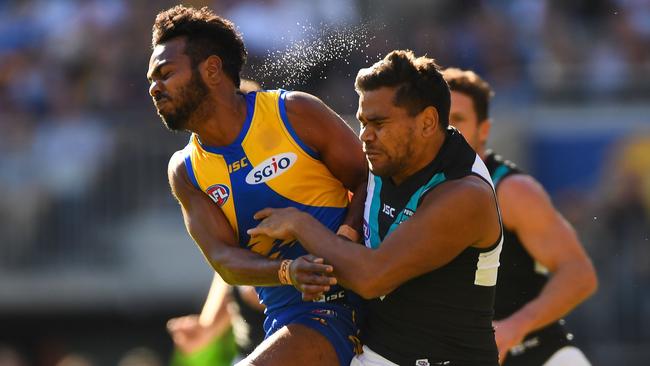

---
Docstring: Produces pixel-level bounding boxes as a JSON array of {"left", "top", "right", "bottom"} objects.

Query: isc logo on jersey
[
  {"left": 245, "top": 153, "right": 297, "bottom": 185},
  {"left": 206, "top": 184, "right": 230, "bottom": 206}
]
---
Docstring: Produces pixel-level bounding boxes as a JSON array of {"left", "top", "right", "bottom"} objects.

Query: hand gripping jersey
[
  {"left": 485, "top": 151, "right": 577, "bottom": 365},
  {"left": 362, "top": 128, "right": 503, "bottom": 366},
  {"left": 182, "top": 89, "right": 353, "bottom": 313}
]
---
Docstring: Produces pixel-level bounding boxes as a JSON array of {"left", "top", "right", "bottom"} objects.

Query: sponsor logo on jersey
[
  {"left": 227, "top": 157, "right": 248, "bottom": 173},
  {"left": 415, "top": 360, "right": 430, "bottom": 366},
  {"left": 313, "top": 290, "right": 345, "bottom": 303},
  {"left": 245, "top": 152, "right": 297, "bottom": 184},
  {"left": 397, "top": 208, "right": 415, "bottom": 224},
  {"left": 206, "top": 184, "right": 230, "bottom": 206},
  {"left": 382, "top": 203, "right": 396, "bottom": 218}
]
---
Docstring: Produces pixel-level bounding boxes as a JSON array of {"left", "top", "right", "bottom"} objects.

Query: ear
[
  {"left": 478, "top": 118, "right": 491, "bottom": 146},
  {"left": 418, "top": 106, "right": 439, "bottom": 137},
  {"left": 201, "top": 55, "right": 224, "bottom": 86}
]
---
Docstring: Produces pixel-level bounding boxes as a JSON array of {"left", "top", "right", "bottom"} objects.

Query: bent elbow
[
  {"left": 573, "top": 260, "right": 598, "bottom": 300},
  {"left": 220, "top": 273, "right": 238, "bottom": 286}
]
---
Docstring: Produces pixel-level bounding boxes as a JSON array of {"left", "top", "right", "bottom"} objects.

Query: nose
[
  {"left": 359, "top": 125, "right": 374, "bottom": 143},
  {"left": 149, "top": 80, "right": 162, "bottom": 99}
]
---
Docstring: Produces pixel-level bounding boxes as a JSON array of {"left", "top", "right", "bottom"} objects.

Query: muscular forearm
[
  {"left": 290, "top": 213, "right": 383, "bottom": 298},
  {"left": 206, "top": 246, "right": 283, "bottom": 286},
  {"left": 505, "top": 260, "right": 597, "bottom": 333}
]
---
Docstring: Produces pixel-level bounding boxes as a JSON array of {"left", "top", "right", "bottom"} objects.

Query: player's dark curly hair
[
  {"left": 443, "top": 68, "right": 494, "bottom": 122},
  {"left": 355, "top": 50, "right": 450, "bottom": 129},
  {"left": 152, "top": 5, "right": 247, "bottom": 87}
]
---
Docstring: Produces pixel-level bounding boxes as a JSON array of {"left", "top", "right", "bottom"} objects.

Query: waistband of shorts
[{"left": 509, "top": 320, "right": 573, "bottom": 356}]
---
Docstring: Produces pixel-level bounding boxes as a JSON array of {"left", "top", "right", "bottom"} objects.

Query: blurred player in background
[
  {"left": 167, "top": 276, "right": 265, "bottom": 365},
  {"left": 443, "top": 68, "right": 598, "bottom": 365},
  {"left": 147, "top": 5, "right": 366, "bottom": 366},
  {"left": 250, "top": 50, "right": 504, "bottom": 366}
]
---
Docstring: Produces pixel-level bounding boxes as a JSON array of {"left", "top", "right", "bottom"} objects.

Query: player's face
[
  {"left": 357, "top": 87, "right": 418, "bottom": 179},
  {"left": 147, "top": 38, "right": 209, "bottom": 131},
  {"left": 449, "top": 91, "right": 487, "bottom": 153}
]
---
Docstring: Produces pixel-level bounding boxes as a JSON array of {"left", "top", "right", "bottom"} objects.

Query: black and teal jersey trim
[
  {"left": 364, "top": 171, "right": 447, "bottom": 249},
  {"left": 484, "top": 150, "right": 520, "bottom": 187}
]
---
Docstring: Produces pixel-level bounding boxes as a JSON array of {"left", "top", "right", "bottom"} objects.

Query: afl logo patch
[
  {"left": 206, "top": 184, "right": 230, "bottom": 206},
  {"left": 245, "top": 152, "right": 297, "bottom": 185}
]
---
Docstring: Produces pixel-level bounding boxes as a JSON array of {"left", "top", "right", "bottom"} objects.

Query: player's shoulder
[
  {"left": 498, "top": 174, "right": 553, "bottom": 219},
  {"left": 499, "top": 174, "right": 547, "bottom": 199},
  {"left": 424, "top": 174, "right": 495, "bottom": 208},
  {"left": 283, "top": 90, "right": 330, "bottom": 117},
  {"left": 167, "top": 149, "right": 190, "bottom": 187},
  {"left": 282, "top": 90, "right": 320, "bottom": 104},
  {"left": 168, "top": 149, "right": 185, "bottom": 172}
]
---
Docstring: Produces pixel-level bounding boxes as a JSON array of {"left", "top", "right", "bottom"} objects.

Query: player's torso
[
  {"left": 361, "top": 128, "right": 502, "bottom": 365},
  {"left": 183, "top": 90, "right": 350, "bottom": 311}
]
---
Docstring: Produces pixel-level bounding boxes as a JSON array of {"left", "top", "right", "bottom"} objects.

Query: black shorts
[{"left": 503, "top": 321, "right": 575, "bottom": 366}]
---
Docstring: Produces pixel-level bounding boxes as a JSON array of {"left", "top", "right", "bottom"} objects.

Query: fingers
[
  {"left": 293, "top": 271, "right": 337, "bottom": 287},
  {"left": 167, "top": 315, "right": 199, "bottom": 332},
  {"left": 302, "top": 254, "right": 324, "bottom": 263},
  {"left": 302, "top": 290, "right": 326, "bottom": 302},
  {"left": 289, "top": 255, "right": 337, "bottom": 300},
  {"left": 298, "top": 284, "right": 330, "bottom": 294},
  {"left": 294, "top": 255, "right": 333, "bottom": 273},
  {"left": 246, "top": 227, "right": 263, "bottom": 236},
  {"left": 294, "top": 260, "right": 333, "bottom": 275},
  {"left": 253, "top": 208, "right": 275, "bottom": 220}
]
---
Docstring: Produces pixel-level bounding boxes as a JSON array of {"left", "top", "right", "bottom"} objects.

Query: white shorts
[
  {"left": 543, "top": 346, "right": 591, "bottom": 366},
  {"left": 351, "top": 344, "right": 590, "bottom": 366},
  {"left": 350, "top": 345, "right": 399, "bottom": 366}
]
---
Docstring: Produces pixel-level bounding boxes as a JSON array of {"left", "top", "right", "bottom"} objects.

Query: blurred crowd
[{"left": 0, "top": 0, "right": 649, "bottom": 364}]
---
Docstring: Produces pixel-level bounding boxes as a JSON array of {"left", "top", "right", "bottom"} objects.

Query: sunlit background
[{"left": 1, "top": 0, "right": 649, "bottom": 364}]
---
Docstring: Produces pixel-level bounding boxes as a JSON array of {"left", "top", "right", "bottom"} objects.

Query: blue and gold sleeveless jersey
[{"left": 182, "top": 90, "right": 350, "bottom": 313}]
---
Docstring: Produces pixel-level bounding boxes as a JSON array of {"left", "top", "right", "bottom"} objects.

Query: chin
[
  {"left": 160, "top": 114, "right": 186, "bottom": 131},
  {"left": 368, "top": 163, "right": 387, "bottom": 178}
]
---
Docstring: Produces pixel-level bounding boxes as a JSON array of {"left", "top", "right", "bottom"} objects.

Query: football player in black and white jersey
[
  {"left": 443, "top": 68, "right": 598, "bottom": 366},
  {"left": 250, "top": 50, "right": 504, "bottom": 366}
]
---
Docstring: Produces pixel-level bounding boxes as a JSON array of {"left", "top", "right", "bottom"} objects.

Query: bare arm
[
  {"left": 494, "top": 175, "right": 597, "bottom": 358},
  {"left": 167, "top": 273, "right": 232, "bottom": 354},
  {"left": 199, "top": 273, "right": 232, "bottom": 326},
  {"left": 250, "top": 176, "right": 501, "bottom": 299},
  {"left": 284, "top": 91, "right": 367, "bottom": 232},
  {"left": 169, "top": 151, "right": 332, "bottom": 287}
]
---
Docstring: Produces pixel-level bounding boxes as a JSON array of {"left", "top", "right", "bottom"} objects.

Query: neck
[
  {"left": 478, "top": 146, "right": 487, "bottom": 161},
  {"left": 391, "top": 130, "right": 446, "bottom": 186},
  {"left": 190, "top": 90, "right": 247, "bottom": 147}
]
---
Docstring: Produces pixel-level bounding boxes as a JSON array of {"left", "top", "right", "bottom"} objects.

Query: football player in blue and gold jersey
[{"left": 147, "top": 5, "right": 366, "bottom": 366}]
